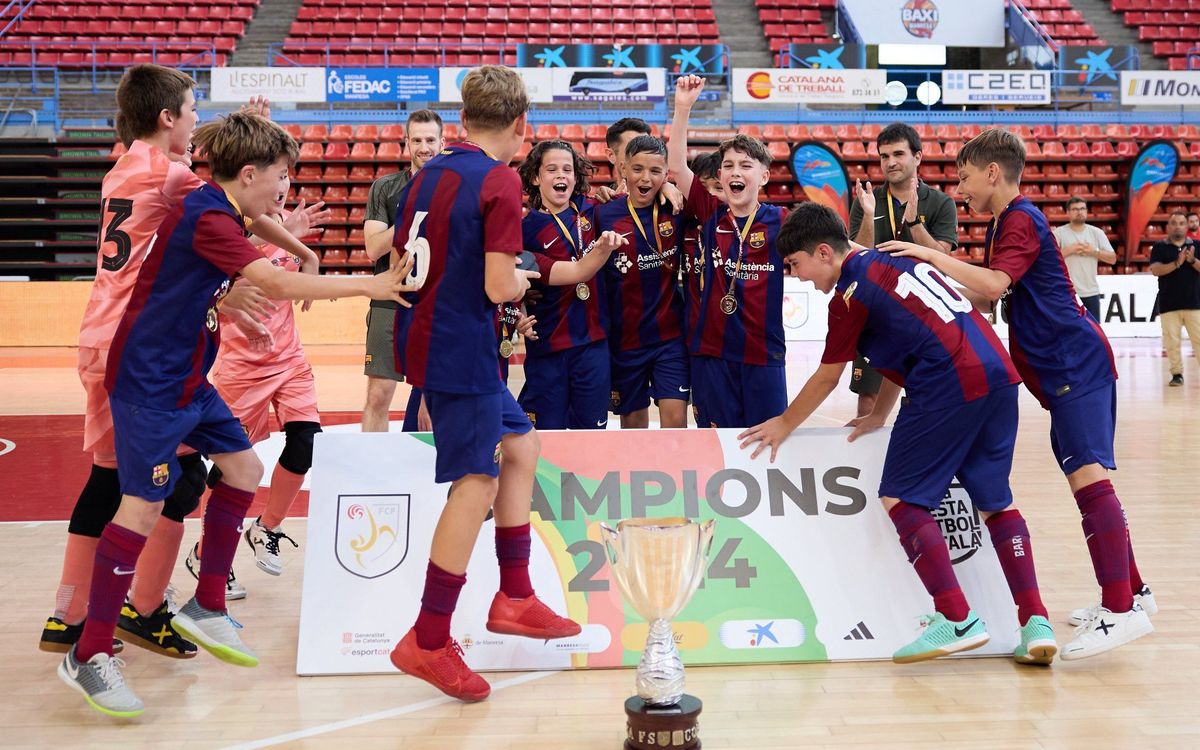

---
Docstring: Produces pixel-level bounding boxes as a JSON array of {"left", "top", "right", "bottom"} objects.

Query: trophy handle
[
  {"left": 699, "top": 519, "right": 716, "bottom": 558},
  {"left": 599, "top": 522, "right": 621, "bottom": 567}
]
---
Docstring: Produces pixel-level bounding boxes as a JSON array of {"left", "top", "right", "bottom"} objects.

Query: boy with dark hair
[
  {"left": 880, "top": 127, "right": 1155, "bottom": 660},
  {"left": 740, "top": 201, "right": 1057, "bottom": 666},
  {"left": 605, "top": 116, "right": 652, "bottom": 189},
  {"left": 681, "top": 151, "right": 722, "bottom": 425},
  {"left": 58, "top": 112, "right": 408, "bottom": 717},
  {"left": 593, "top": 134, "right": 690, "bottom": 429},
  {"left": 668, "top": 75, "right": 788, "bottom": 429},
  {"left": 388, "top": 66, "right": 580, "bottom": 704},
  {"left": 361, "top": 108, "right": 445, "bottom": 433}
]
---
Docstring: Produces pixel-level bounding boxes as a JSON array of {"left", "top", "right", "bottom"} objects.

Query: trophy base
[{"left": 623, "top": 694, "right": 702, "bottom": 750}]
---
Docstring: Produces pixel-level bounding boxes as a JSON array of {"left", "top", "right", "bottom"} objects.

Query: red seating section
[
  {"left": 1114, "top": 0, "right": 1200, "bottom": 69},
  {"left": 755, "top": 0, "right": 835, "bottom": 53},
  {"left": 1022, "top": 0, "right": 1103, "bottom": 46},
  {"left": 0, "top": 0, "right": 256, "bottom": 66},
  {"left": 281, "top": 0, "right": 719, "bottom": 67}
]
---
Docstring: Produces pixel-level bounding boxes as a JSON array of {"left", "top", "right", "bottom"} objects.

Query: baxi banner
[
  {"left": 1124, "top": 141, "right": 1180, "bottom": 261},
  {"left": 296, "top": 429, "right": 1020, "bottom": 676},
  {"left": 840, "top": 0, "right": 1005, "bottom": 47},
  {"left": 515, "top": 44, "right": 726, "bottom": 75},
  {"left": 789, "top": 141, "right": 851, "bottom": 228}
]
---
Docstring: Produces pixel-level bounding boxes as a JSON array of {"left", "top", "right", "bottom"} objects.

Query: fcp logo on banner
[{"left": 335, "top": 494, "right": 410, "bottom": 579}]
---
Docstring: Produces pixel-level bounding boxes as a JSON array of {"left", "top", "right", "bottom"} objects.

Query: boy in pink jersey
[{"left": 41, "top": 65, "right": 320, "bottom": 658}]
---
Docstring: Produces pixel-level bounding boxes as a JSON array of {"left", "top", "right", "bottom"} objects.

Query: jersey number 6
[{"left": 400, "top": 210, "right": 431, "bottom": 291}]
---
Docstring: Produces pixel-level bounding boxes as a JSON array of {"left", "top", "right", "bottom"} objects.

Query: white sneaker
[
  {"left": 172, "top": 597, "right": 259, "bottom": 667},
  {"left": 243, "top": 517, "right": 298, "bottom": 577},
  {"left": 1060, "top": 604, "right": 1154, "bottom": 661},
  {"left": 184, "top": 542, "right": 247, "bottom": 600},
  {"left": 1067, "top": 584, "right": 1158, "bottom": 627},
  {"left": 58, "top": 645, "right": 144, "bottom": 717}
]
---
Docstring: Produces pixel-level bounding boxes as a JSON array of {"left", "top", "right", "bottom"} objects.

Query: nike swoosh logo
[
  {"left": 873, "top": 215, "right": 885, "bottom": 220},
  {"left": 64, "top": 659, "right": 80, "bottom": 679},
  {"left": 113, "top": 566, "right": 135, "bottom": 576},
  {"left": 543, "top": 238, "right": 558, "bottom": 249},
  {"left": 678, "top": 386, "right": 690, "bottom": 393},
  {"left": 596, "top": 420, "right": 608, "bottom": 427},
  {"left": 716, "top": 228, "right": 735, "bottom": 234},
  {"left": 1061, "top": 455, "right": 1074, "bottom": 465},
  {"left": 953, "top": 619, "right": 979, "bottom": 638}
]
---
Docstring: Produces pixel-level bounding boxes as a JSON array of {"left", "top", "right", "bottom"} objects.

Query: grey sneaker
[
  {"left": 1169, "top": 374, "right": 1184, "bottom": 387},
  {"left": 58, "top": 645, "right": 144, "bottom": 718},
  {"left": 171, "top": 597, "right": 259, "bottom": 667},
  {"left": 185, "top": 542, "right": 247, "bottom": 600},
  {"left": 244, "top": 517, "right": 298, "bottom": 576}
]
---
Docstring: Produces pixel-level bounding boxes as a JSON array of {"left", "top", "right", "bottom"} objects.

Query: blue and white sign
[
  {"left": 942, "top": 69, "right": 1051, "bottom": 104},
  {"left": 438, "top": 67, "right": 554, "bottom": 103},
  {"left": 550, "top": 68, "right": 666, "bottom": 102},
  {"left": 326, "top": 68, "right": 438, "bottom": 102}
]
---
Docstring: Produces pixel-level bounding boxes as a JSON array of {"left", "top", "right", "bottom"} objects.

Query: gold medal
[
  {"left": 720, "top": 294, "right": 738, "bottom": 315},
  {"left": 575, "top": 282, "right": 591, "bottom": 301},
  {"left": 499, "top": 338, "right": 515, "bottom": 359},
  {"left": 206, "top": 307, "right": 218, "bottom": 332}
]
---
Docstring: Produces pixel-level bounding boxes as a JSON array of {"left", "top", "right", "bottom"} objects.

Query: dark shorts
[
  {"left": 1049, "top": 382, "right": 1117, "bottom": 476},
  {"left": 689, "top": 355, "right": 787, "bottom": 429},
  {"left": 110, "top": 387, "right": 252, "bottom": 501},
  {"left": 364, "top": 306, "right": 407, "bottom": 381},
  {"left": 849, "top": 353, "right": 883, "bottom": 396},
  {"left": 424, "top": 388, "right": 533, "bottom": 484},
  {"left": 609, "top": 338, "right": 690, "bottom": 416},
  {"left": 1080, "top": 294, "right": 1102, "bottom": 323},
  {"left": 879, "top": 385, "right": 1018, "bottom": 512},
  {"left": 401, "top": 386, "right": 423, "bottom": 433},
  {"left": 519, "top": 340, "right": 611, "bottom": 429}
]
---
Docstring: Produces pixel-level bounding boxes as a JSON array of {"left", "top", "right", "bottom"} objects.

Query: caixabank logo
[
  {"left": 901, "top": 0, "right": 939, "bottom": 39},
  {"left": 932, "top": 483, "right": 982, "bottom": 564},
  {"left": 335, "top": 494, "right": 410, "bottom": 579}
]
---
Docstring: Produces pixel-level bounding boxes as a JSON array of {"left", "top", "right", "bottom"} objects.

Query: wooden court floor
[{"left": 0, "top": 340, "right": 1197, "bottom": 749}]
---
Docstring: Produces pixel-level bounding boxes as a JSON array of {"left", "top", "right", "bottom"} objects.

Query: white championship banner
[{"left": 297, "top": 429, "right": 1020, "bottom": 675}]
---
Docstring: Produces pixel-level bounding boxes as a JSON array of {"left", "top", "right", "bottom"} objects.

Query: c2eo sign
[{"left": 942, "top": 70, "right": 1051, "bottom": 105}]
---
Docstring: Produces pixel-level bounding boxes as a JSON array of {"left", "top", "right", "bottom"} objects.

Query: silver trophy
[{"left": 600, "top": 517, "right": 715, "bottom": 706}]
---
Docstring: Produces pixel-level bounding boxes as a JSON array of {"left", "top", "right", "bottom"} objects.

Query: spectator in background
[
  {"left": 1053, "top": 197, "right": 1117, "bottom": 322},
  {"left": 1186, "top": 211, "right": 1200, "bottom": 241},
  {"left": 1149, "top": 211, "right": 1200, "bottom": 387}
]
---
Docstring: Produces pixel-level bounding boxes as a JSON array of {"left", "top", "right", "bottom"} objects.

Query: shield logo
[{"left": 335, "top": 494, "right": 410, "bottom": 579}]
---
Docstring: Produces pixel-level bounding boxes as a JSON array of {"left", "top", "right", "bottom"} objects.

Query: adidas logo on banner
[{"left": 843, "top": 621, "right": 875, "bottom": 641}]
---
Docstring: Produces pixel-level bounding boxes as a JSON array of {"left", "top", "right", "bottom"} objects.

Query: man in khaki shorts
[{"left": 362, "top": 109, "right": 444, "bottom": 431}]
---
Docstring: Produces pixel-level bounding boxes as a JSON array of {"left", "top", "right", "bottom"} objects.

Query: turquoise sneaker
[
  {"left": 1014, "top": 615, "right": 1057, "bottom": 665},
  {"left": 893, "top": 610, "right": 989, "bottom": 664}
]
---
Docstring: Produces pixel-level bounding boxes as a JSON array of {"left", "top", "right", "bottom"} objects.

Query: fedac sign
[{"left": 516, "top": 43, "right": 726, "bottom": 75}]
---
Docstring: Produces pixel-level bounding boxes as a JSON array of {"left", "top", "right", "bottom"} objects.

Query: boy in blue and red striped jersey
[
  {"left": 681, "top": 151, "right": 722, "bottom": 426},
  {"left": 387, "top": 66, "right": 581, "bottom": 704},
  {"left": 58, "top": 112, "right": 408, "bottom": 718},
  {"left": 668, "top": 75, "right": 788, "bottom": 429},
  {"left": 880, "top": 127, "right": 1154, "bottom": 661},
  {"left": 593, "top": 135, "right": 690, "bottom": 428},
  {"left": 517, "top": 140, "right": 627, "bottom": 429},
  {"left": 741, "top": 202, "right": 1058, "bottom": 667}
]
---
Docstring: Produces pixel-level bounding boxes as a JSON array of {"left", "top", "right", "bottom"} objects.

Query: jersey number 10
[{"left": 894, "top": 263, "right": 972, "bottom": 323}]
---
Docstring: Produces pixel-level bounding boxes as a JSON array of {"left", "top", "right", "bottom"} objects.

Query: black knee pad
[
  {"left": 278, "top": 421, "right": 322, "bottom": 475},
  {"left": 206, "top": 464, "right": 223, "bottom": 489},
  {"left": 68, "top": 465, "right": 123, "bottom": 537},
  {"left": 162, "top": 453, "right": 207, "bottom": 522}
]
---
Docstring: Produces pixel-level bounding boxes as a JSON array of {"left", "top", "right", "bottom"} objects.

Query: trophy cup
[{"left": 600, "top": 517, "right": 716, "bottom": 750}]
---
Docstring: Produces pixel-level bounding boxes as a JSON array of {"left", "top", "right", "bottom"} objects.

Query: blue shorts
[
  {"left": 401, "top": 386, "right": 423, "bottom": 433},
  {"left": 879, "top": 385, "right": 1018, "bottom": 512},
  {"left": 690, "top": 355, "right": 787, "bottom": 429},
  {"left": 424, "top": 388, "right": 533, "bottom": 484},
  {"left": 1049, "top": 382, "right": 1117, "bottom": 475},
  {"left": 609, "top": 338, "right": 690, "bottom": 416},
  {"left": 689, "top": 354, "right": 709, "bottom": 427},
  {"left": 110, "top": 387, "right": 252, "bottom": 501},
  {"left": 519, "top": 340, "right": 610, "bottom": 430}
]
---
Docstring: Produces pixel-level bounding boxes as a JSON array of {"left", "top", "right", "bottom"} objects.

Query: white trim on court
[{"left": 219, "top": 670, "right": 557, "bottom": 750}]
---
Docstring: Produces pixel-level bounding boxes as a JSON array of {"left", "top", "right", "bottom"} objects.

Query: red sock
[
  {"left": 1122, "top": 508, "right": 1145, "bottom": 592},
  {"left": 130, "top": 515, "right": 184, "bottom": 616},
  {"left": 495, "top": 523, "right": 534, "bottom": 599},
  {"left": 888, "top": 502, "right": 969, "bottom": 622},
  {"left": 196, "top": 482, "right": 255, "bottom": 611},
  {"left": 414, "top": 560, "right": 466, "bottom": 650},
  {"left": 261, "top": 463, "right": 304, "bottom": 530},
  {"left": 75, "top": 523, "right": 146, "bottom": 661},
  {"left": 56, "top": 533, "right": 99, "bottom": 624},
  {"left": 1074, "top": 480, "right": 1133, "bottom": 612},
  {"left": 985, "top": 509, "right": 1048, "bottom": 625}
]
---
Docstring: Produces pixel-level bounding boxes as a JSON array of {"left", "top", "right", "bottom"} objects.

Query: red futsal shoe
[
  {"left": 389, "top": 628, "right": 491, "bottom": 702},
  {"left": 486, "top": 592, "right": 582, "bottom": 639}
]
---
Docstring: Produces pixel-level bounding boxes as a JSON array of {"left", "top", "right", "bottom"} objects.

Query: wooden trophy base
[{"left": 624, "top": 694, "right": 702, "bottom": 750}]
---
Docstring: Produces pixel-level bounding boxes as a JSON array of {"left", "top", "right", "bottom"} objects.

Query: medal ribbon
[
  {"left": 550, "top": 202, "right": 582, "bottom": 259},
  {"left": 724, "top": 203, "right": 760, "bottom": 299},
  {"left": 627, "top": 197, "right": 663, "bottom": 257}
]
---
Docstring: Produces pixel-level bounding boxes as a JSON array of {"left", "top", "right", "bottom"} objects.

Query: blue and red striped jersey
[
  {"left": 593, "top": 197, "right": 685, "bottom": 351},
  {"left": 681, "top": 215, "right": 704, "bottom": 351},
  {"left": 398, "top": 143, "right": 524, "bottom": 395},
  {"left": 496, "top": 301, "right": 522, "bottom": 384},
  {"left": 822, "top": 250, "right": 1020, "bottom": 409},
  {"left": 985, "top": 196, "right": 1117, "bottom": 409},
  {"left": 685, "top": 179, "right": 787, "bottom": 366},
  {"left": 105, "top": 182, "right": 265, "bottom": 409},
  {"left": 523, "top": 199, "right": 607, "bottom": 355}
]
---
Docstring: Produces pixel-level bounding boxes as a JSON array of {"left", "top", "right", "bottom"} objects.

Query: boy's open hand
[
  {"left": 877, "top": 240, "right": 934, "bottom": 262},
  {"left": 737, "top": 415, "right": 794, "bottom": 463}
]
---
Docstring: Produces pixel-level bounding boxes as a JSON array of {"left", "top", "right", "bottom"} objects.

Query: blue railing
[
  {"left": 0, "top": 41, "right": 217, "bottom": 91},
  {"left": 268, "top": 41, "right": 518, "bottom": 68},
  {"left": 1007, "top": 0, "right": 1058, "bottom": 69},
  {"left": 0, "top": 0, "right": 35, "bottom": 38},
  {"left": 0, "top": 66, "right": 58, "bottom": 129},
  {"left": 834, "top": 0, "right": 862, "bottom": 45}
]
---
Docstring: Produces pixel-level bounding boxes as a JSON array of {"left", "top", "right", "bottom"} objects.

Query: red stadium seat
[
  {"left": 349, "top": 142, "right": 376, "bottom": 160},
  {"left": 302, "top": 125, "right": 328, "bottom": 142},
  {"left": 353, "top": 124, "right": 379, "bottom": 142},
  {"left": 377, "top": 142, "right": 403, "bottom": 159},
  {"left": 298, "top": 142, "right": 323, "bottom": 161},
  {"left": 325, "top": 142, "right": 350, "bottom": 159}
]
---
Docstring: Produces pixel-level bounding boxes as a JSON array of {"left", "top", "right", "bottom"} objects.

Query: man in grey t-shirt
[
  {"left": 1052, "top": 197, "right": 1116, "bottom": 322},
  {"left": 361, "top": 109, "right": 444, "bottom": 432}
]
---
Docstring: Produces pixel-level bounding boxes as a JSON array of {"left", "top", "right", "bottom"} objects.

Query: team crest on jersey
[
  {"left": 579, "top": 215, "right": 592, "bottom": 232},
  {"left": 610, "top": 390, "right": 621, "bottom": 409},
  {"left": 493, "top": 441, "right": 503, "bottom": 464},
  {"left": 614, "top": 252, "right": 633, "bottom": 275},
  {"left": 658, "top": 220, "right": 674, "bottom": 238},
  {"left": 151, "top": 463, "right": 169, "bottom": 487},
  {"left": 842, "top": 281, "right": 858, "bottom": 304},
  {"left": 749, "top": 230, "right": 766, "bottom": 249},
  {"left": 525, "top": 411, "right": 537, "bottom": 426}
]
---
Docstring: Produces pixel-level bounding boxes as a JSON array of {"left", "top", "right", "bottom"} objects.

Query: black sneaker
[
  {"left": 1169, "top": 374, "right": 1184, "bottom": 387},
  {"left": 40, "top": 616, "right": 124, "bottom": 654},
  {"left": 116, "top": 600, "right": 198, "bottom": 659}
]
